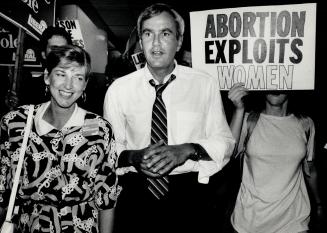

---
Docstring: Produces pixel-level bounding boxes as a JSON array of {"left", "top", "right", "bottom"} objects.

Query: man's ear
[
  {"left": 139, "top": 39, "right": 143, "bottom": 51},
  {"left": 176, "top": 36, "right": 183, "bottom": 52}
]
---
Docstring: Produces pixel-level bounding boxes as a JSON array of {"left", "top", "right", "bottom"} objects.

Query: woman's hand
[{"left": 228, "top": 83, "right": 249, "bottom": 110}]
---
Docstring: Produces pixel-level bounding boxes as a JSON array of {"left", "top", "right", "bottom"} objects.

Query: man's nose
[{"left": 152, "top": 34, "right": 161, "bottom": 46}]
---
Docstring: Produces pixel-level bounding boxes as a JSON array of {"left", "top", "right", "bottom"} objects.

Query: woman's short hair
[
  {"left": 137, "top": 3, "right": 185, "bottom": 41},
  {"left": 46, "top": 45, "right": 91, "bottom": 81}
]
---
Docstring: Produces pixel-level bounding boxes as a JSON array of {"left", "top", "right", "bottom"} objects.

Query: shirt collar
[
  {"left": 34, "top": 101, "right": 86, "bottom": 136},
  {"left": 144, "top": 60, "right": 178, "bottom": 85}
]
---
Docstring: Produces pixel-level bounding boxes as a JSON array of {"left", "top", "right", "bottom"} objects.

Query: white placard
[{"left": 190, "top": 3, "right": 316, "bottom": 90}]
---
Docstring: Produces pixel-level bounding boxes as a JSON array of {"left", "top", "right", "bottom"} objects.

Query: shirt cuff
[
  {"left": 197, "top": 160, "right": 220, "bottom": 184},
  {"left": 116, "top": 166, "right": 137, "bottom": 176}
]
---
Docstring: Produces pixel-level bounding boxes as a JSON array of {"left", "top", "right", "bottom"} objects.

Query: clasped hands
[{"left": 132, "top": 140, "right": 192, "bottom": 177}]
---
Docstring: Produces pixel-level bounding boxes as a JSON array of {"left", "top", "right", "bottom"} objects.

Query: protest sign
[
  {"left": 56, "top": 19, "right": 85, "bottom": 48},
  {"left": 190, "top": 3, "right": 316, "bottom": 90}
]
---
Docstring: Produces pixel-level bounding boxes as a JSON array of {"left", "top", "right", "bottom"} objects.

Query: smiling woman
[
  {"left": 44, "top": 46, "right": 90, "bottom": 128},
  {"left": 0, "top": 45, "right": 121, "bottom": 233}
]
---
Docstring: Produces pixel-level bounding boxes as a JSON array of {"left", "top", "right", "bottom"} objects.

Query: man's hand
[
  {"left": 121, "top": 142, "right": 202, "bottom": 177},
  {"left": 128, "top": 141, "right": 166, "bottom": 177},
  {"left": 142, "top": 143, "right": 194, "bottom": 176}
]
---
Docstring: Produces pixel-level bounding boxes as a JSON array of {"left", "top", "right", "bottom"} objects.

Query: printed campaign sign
[
  {"left": 0, "top": 0, "right": 56, "bottom": 40},
  {"left": 0, "top": 17, "right": 42, "bottom": 67},
  {"left": 131, "top": 52, "right": 146, "bottom": 70},
  {"left": 56, "top": 20, "right": 85, "bottom": 48},
  {"left": 190, "top": 3, "right": 316, "bottom": 90}
]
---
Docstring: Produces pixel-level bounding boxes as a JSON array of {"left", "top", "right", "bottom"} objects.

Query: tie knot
[{"left": 149, "top": 74, "right": 176, "bottom": 96}]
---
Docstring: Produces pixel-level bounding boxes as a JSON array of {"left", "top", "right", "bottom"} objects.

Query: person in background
[
  {"left": 178, "top": 49, "right": 192, "bottom": 67},
  {"left": 105, "top": 26, "right": 145, "bottom": 87},
  {"left": 39, "top": 26, "right": 73, "bottom": 64},
  {"left": 103, "top": 3, "right": 234, "bottom": 233},
  {"left": 21, "top": 26, "right": 73, "bottom": 105},
  {"left": 176, "top": 35, "right": 192, "bottom": 68},
  {"left": 0, "top": 45, "right": 121, "bottom": 233},
  {"left": 228, "top": 83, "right": 324, "bottom": 233},
  {"left": 121, "top": 27, "right": 145, "bottom": 72}
]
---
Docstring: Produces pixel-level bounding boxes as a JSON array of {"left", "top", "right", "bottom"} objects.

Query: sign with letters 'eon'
[{"left": 190, "top": 3, "right": 316, "bottom": 90}]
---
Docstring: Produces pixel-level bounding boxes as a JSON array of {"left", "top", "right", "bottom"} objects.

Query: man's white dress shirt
[{"left": 104, "top": 62, "right": 235, "bottom": 183}]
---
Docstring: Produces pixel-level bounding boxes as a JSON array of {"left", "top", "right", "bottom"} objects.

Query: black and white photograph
[{"left": 0, "top": 0, "right": 325, "bottom": 232}]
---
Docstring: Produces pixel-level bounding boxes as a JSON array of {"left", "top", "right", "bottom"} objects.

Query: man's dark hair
[
  {"left": 40, "top": 26, "right": 73, "bottom": 53},
  {"left": 137, "top": 3, "right": 185, "bottom": 41}
]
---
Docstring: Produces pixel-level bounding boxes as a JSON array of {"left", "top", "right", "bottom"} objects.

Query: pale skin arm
[
  {"left": 99, "top": 208, "right": 115, "bottom": 233},
  {"left": 228, "top": 83, "right": 249, "bottom": 147}
]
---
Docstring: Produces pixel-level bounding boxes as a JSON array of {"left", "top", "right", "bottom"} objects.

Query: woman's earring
[
  {"left": 81, "top": 92, "right": 87, "bottom": 102},
  {"left": 45, "top": 85, "right": 49, "bottom": 97}
]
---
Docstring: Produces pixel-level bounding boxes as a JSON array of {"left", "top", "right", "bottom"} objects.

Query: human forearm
[
  {"left": 228, "top": 82, "right": 248, "bottom": 148},
  {"left": 230, "top": 108, "right": 245, "bottom": 139},
  {"left": 229, "top": 108, "right": 245, "bottom": 150},
  {"left": 305, "top": 162, "right": 322, "bottom": 205}
]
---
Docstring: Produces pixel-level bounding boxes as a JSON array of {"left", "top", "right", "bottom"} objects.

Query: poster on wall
[
  {"left": 0, "top": 17, "right": 42, "bottom": 67},
  {"left": 56, "top": 19, "right": 85, "bottom": 48},
  {"left": 0, "top": 0, "right": 56, "bottom": 40},
  {"left": 190, "top": 3, "right": 316, "bottom": 90}
]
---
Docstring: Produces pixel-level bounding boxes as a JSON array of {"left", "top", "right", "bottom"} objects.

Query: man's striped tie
[{"left": 148, "top": 74, "right": 175, "bottom": 199}]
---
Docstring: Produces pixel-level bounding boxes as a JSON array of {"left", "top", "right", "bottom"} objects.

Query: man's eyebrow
[
  {"left": 142, "top": 28, "right": 152, "bottom": 33},
  {"left": 162, "top": 28, "right": 173, "bottom": 33},
  {"left": 142, "top": 28, "right": 174, "bottom": 33}
]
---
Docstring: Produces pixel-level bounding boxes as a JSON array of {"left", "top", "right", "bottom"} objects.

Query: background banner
[
  {"left": 0, "top": 0, "right": 56, "bottom": 40},
  {"left": 0, "top": 17, "right": 42, "bottom": 67},
  {"left": 56, "top": 19, "right": 85, "bottom": 48}
]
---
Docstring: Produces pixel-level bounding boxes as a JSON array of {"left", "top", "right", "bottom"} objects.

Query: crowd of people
[{"left": 0, "top": 2, "right": 325, "bottom": 233}]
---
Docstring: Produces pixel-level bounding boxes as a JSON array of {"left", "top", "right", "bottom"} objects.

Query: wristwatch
[{"left": 190, "top": 143, "right": 204, "bottom": 161}]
